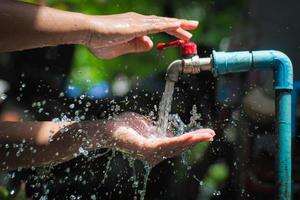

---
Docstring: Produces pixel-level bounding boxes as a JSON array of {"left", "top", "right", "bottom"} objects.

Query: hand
[
  {"left": 84, "top": 12, "right": 199, "bottom": 59},
  {"left": 108, "top": 112, "right": 215, "bottom": 166}
]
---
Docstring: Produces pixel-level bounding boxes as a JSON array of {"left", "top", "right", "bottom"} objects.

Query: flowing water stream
[
  {"left": 132, "top": 79, "right": 176, "bottom": 200},
  {"left": 157, "top": 80, "right": 176, "bottom": 136},
  {"left": 135, "top": 79, "right": 203, "bottom": 200},
  {"left": 98, "top": 79, "right": 177, "bottom": 200},
  {"left": 94, "top": 85, "right": 174, "bottom": 200}
]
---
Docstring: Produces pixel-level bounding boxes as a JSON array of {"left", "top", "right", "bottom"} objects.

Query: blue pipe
[{"left": 212, "top": 50, "right": 293, "bottom": 200}]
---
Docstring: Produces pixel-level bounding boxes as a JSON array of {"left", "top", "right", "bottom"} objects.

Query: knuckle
[
  {"left": 126, "top": 12, "right": 139, "bottom": 16},
  {"left": 97, "top": 53, "right": 115, "bottom": 60},
  {"left": 148, "top": 14, "right": 157, "bottom": 18}
]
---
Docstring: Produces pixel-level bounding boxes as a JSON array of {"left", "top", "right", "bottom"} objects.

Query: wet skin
[{"left": 106, "top": 112, "right": 215, "bottom": 166}]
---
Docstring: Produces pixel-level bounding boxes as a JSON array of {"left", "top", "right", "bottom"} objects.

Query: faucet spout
[
  {"left": 165, "top": 60, "right": 183, "bottom": 82},
  {"left": 165, "top": 56, "right": 213, "bottom": 82}
]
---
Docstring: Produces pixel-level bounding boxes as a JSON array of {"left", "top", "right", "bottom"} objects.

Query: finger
[
  {"left": 179, "top": 20, "right": 199, "bottom": 30},
  {"left": 158, "top": 128, "right": 215, "bottom": 149},
  {"left": 183, "top": 129, "right": 215, "bottom": 144},
  {"left": 90, "top": 36, "right": 153, "bottom": 59},
  {"left": 147, "top": 15, "right": 199, "bottom": 30},
  {"left": 166, "top": 28, "right": 193, "bottom": 40},
  {"left": 175, "top": 128, "right": 215, "bottom": 143},
  {"left": 157, "top": 129, "right": 215, "bottom": 159},
  {"left": 140, "top": 21, "right": 181, "bottom": 36},
  {"left": 138, "top": 17, "right": 198, "bottom": 36},
  {"left": 147, "top": 128, "right": 214, "bottom": 165}
]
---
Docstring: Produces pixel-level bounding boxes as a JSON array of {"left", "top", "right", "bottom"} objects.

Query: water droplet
[
  {"left": 90, "top": 194, "right": 96, "bottom": 200},
  {"left": 0, "top": 93, "right": 7, "bottom": 100},
  {"left": 213, "top": 190, "right": 221, "bottom": 196},
  {"left": 39, "top": 195, "right": 48, "bottom": 200},
  {"left": 78, "top": 147, "right": 88, "bottom": 156},
  {"left": 69, "top": 195, "right": 76, "bottom": 200},
  {"left": 59, "top": 92, "right": 64, "bottom": 97}
]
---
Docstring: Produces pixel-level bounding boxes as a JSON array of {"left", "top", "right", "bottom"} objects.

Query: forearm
[
  {"left": 0, "top": 120, "right": 113, "bottom": 171},
  {"left": 0, "top": 0, "right": 90, "bottom": 52}
]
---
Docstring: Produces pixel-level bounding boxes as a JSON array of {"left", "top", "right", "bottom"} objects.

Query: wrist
[
  {"left": 34, "top": 5, "right": 92, "bottom": 46},
  {"left": 85, "top": 119, "right": 116, "bottom": 150},
  {"left": 70, "top": 13, "right": 92, "bottom": 45},
  {"left": 77, "top": 14, "right": 109, "bottom": 47}
]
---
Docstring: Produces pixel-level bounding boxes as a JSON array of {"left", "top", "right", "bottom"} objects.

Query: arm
[
  {"left": 0, "top": 1, "right": 198, "bottom": 58},
  {"left": 0, "top": 112, "right": 215, "bottom": 171},
  {"left": 0, "top": 0, "right": 88, "bottom": 51},
  {"left": 0, "top": 120, "right": 112, "bottom": 170}
]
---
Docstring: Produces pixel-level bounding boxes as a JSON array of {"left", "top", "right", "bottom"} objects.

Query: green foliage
[
  {"left": 0, "top": 186, "right": 9, "bottom": 199},
  {"left": 204, "top": 162, "right": 229, "bottom": 188}
]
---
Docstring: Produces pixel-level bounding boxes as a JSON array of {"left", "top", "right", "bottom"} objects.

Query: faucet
[
  {"left": 157, "top": 40, "right": 293, "bottom": 200},
  {"left": 157, "top": 40, "right": 213, "bottom": 82}
]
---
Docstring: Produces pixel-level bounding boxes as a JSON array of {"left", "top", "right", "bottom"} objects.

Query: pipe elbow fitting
[
  {"left": 270, "top": 50, "right": 293, "bottom": 90},
  {"left": 165, "top": 60, "right": 183, "bottom": 82},
  {"left": 252, "top": 50, "right": 293, "bottom": 90}
]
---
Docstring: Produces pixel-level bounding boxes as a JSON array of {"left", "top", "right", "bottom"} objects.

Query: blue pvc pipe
[
  {"left": 212, "top": 50, "right": 293, "bottom": 89},
  {"left": 277, "top": 91, "right": 292, "bottom": 200},
  {"left": 212, "top": 50, "right": 293, "bottom": 200}
]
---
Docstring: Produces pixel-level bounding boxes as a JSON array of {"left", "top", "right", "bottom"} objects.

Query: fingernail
[
  {"left": 142, "top": 36, "right": 153, "bottom": 48},
  {"left": 189, "top": 20, "right": 199, "bottom": 26},
  {"left": 185, "top": 32, "right": 193, "bottom": 39}
]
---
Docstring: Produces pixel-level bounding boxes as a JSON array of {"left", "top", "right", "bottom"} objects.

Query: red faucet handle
[
  {"left": 156, "top": 40, "right": 197, "bottom": 56},
  {"left": 157, "top": 40, "right": 185, "bottom": 51},
  {"left": 181, "top": 41, "right": 198, "bottom": 56}
]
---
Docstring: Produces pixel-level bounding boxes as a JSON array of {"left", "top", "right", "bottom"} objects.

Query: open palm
[{"left": 109, "top": 112, "right": 215, "bottom": 165}]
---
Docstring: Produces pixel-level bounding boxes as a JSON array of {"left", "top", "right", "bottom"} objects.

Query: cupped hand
[
  {"left": 84, "top": 12, "right": 199, "bottom": 59},
  {"left": 108, "top": 112, "right": 215, "bottom": 166}
]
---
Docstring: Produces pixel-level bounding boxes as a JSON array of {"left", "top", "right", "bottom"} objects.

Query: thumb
[{"left": 90, "top": 36, "right": 153, "bottom": 59}]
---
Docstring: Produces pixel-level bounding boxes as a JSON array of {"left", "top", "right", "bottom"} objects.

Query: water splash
[
  {"left": 78, "top": 147, "right": 89, "bottom": 157},
  {"left": 187, "top": 104, "right": 202, "bottom": 131},
  {"left": 101, "top": 150, "right": 116, "bottom": 185},
  {"left": 128, "top": 158, "right": 139, "bottom": 198},
  {"left": 138, "top": 163, "right": 152, "bottom": 200},
  {"left": 169, "top": 114, "right": 186, "bottom": 136},
  {"left": 168, "top": 105, "right": 203, "bottom": 170},
  {"left": 126, "top": 156, "right": 152, "bottom": 200},
  {"left": 157, "top": 79, "right": 203, "bottom": 136}
]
